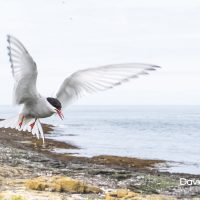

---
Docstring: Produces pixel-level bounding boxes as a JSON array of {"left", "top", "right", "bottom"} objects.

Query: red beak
[{"left": 56, "top": 109, "right": 64, "bottom": 120}]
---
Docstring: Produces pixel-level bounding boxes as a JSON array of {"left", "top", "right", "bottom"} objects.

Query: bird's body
[
  {"left": 21, "top": 96, "right": 54, "bottom": 118},
  {"left": 0, "top": 35, "right": 160, "bottom": 142}
]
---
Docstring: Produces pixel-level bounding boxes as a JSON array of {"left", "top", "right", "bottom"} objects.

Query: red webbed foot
[
  {"left": 18, "top": 115, "right": 25, "bottom": 128},
  {"left": 30, "top": 119, "right": 37, "bottom": 130}
]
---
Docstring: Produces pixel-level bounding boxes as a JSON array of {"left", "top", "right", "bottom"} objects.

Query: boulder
[{"left": 25, "top": 176, "right": 102, "bottom": 194}]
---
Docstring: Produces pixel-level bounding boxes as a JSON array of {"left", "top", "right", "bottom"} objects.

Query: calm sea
[{"left": 1, "top": 105, "right": 200, "bottom": 174}]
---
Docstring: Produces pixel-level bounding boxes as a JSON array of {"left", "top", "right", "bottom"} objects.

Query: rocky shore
[{"left": 0, "top": 123, "right": 200, "bottom": 199}]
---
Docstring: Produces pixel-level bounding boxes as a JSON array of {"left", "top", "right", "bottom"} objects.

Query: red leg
[
  {"left": 30, "top": 118, "right": 37, "bottom": 130},
  {"left": 19, "top": 115, "right": 25, "bottom": 128}
]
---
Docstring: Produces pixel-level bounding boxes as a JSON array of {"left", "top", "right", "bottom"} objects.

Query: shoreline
[{"left": 0, "top": 123, "right": 200, "bottom": 199}]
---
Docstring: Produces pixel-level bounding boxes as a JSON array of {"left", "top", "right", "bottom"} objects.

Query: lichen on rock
[
  {"left": 106, "top": 189, "right": 139, "bottom": 200},
  {"left": 105, "top": 189, "right": 178, "bottom": 200},
  {"left": 25, "top": 176, "right": 102, "bottom": 194},
  {"left": 0, "top": 193, "right": 27, "bottom": 200}
]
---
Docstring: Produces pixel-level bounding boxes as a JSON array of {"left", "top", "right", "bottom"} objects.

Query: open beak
[{"left": 56, "top": 109, "right": 64, "bottom": 120}]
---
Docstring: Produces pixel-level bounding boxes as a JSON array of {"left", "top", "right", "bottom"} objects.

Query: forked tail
[{"left": 0, "top": 116, "right": 44, "bottom": 143}]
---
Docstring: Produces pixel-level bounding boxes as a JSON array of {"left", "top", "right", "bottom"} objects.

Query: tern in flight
[{"left": 0, "top": 35, "right": 160, "bottom": 142}]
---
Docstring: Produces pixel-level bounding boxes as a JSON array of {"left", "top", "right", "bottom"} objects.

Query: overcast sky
[{"left": 0, "top": 0, "right": 200, "bottom": 105}]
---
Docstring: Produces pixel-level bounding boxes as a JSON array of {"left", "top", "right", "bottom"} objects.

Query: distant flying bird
[{"left": 0, "top": 35, "right": 160, "bottom": 142}]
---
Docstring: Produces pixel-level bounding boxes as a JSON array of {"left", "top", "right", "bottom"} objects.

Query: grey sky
[{"left": 0, "top": 0, "right": 200, "bottom": 105}]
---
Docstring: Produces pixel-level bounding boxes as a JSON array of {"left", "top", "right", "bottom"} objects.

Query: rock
[
  {"left": 105, "top": 189, "right": 178, "bottom": 200},
  {"left": 105, "top": 189, "right": 139, "bottom": 200},
  {"left": 25, "top": 176, "right": 47, "bottom": 191},
  {"left": 25, "top": 176, "right": 102, "bottom": 194},
  {"left": 0, "top": 191, "right": 67, "bottom": 200},
  {"left": 0, "top": 193, "right": 27, "bottom": 200},
  {"left": 116, "top": 189, "right": 128, "bottom": 197},
  {"left": 142, "top": 195, "right": 177, "bottom": 200}
]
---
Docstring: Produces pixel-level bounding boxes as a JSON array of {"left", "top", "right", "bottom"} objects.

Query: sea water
[{"left": 1, "top": 105, "right": 200, "bottom": 174}]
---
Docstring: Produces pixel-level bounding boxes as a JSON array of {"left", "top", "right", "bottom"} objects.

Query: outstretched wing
[
  {"left": 56, "top": 63, "right": 160, "bottom": 108},
  {"left": 7, "top": 35, "right": 40, "bottom": 104}
]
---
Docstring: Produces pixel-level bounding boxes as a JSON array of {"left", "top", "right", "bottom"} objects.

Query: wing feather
[
  {"left": 56, "top": 63, "right": 160, "bottom": 107},
  {"left": 7, "top": 35, "right": 40, "bottom": 104}
]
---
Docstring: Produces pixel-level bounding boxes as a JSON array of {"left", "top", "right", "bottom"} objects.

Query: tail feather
[{"left": 0, "top": 116, "right": 44, "bottom": 143}]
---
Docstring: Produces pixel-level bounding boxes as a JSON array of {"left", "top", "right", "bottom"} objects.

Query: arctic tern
[{"left": 0, "top": 35, "right": 160, "bottom": 142}]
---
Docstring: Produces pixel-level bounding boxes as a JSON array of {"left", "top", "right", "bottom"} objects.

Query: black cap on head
[{"left": 47, "top": 97, "right": 62, "bottom": 110}]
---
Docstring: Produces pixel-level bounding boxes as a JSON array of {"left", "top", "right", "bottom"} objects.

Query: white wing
[
  {"left": 7, "top": 35, "right": 40, "bottom": 104},
  {"left": 56, "top": 63, "right": 160, "bottom": 107}
]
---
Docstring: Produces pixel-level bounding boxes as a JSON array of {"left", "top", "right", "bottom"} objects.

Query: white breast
[{"left": 21, "top": 97, "right": 54, "bottom": 118}]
